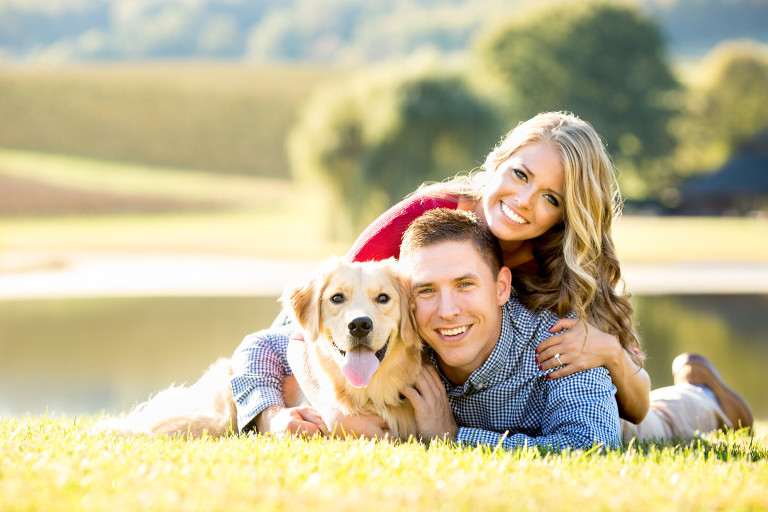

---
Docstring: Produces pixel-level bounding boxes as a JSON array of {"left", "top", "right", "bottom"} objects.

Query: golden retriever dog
[{"left": 95, "top": 257, "right": 422, "bottom": 440}]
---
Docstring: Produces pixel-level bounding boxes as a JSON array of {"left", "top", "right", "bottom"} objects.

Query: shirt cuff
[
  {"left": 234, "top": 384, "right": 284, "bottom": 433},
  {"left": 455, "top": 426, "right": 503, "bottom": 447}
]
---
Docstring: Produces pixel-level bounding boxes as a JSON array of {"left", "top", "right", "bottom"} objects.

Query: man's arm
[
  {"left": 230, "top": 326, "right": 323, "bottom": 435},
  {"left": 535, "top": 317, "right": 651, "bottom": 423},
  {"left": 455, "top": 367, "right": 621, "bottom": 451}
]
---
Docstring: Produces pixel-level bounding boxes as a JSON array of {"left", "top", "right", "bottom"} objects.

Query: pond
[{"left": 1, "top": 294, "right": 766, "bottom": 421}]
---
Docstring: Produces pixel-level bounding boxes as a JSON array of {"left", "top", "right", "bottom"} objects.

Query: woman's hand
[
  {"left": 536, "top": 318, "right": 621, "bottom": 378},
  {"left": 537, "top": 317, "right": 651, "bottom": 423}
]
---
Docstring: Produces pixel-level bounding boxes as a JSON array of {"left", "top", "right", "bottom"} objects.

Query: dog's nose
[{"left": 348, "top": 316, "right": 373, "bottom": 338}]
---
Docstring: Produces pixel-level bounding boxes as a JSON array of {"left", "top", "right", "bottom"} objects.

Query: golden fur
[
  {"left": 95, "top": 257, "right": 422, "bottom": 439},
  {"left": 286, "top": 257, "right": 422, "bottom": 439}
]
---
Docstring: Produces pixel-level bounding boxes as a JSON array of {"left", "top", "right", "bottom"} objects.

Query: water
[{"left": 1, "top": 294, "right": 766, "bottom": 420}]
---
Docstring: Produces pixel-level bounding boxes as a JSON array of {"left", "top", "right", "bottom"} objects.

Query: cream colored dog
[{"left": 96, "top": 257, "right": 422, "bottom": 439}]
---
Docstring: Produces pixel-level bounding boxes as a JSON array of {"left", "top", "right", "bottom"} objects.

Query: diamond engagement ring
[{"left": 555, "top": 353, "right": 563, "bottom": 366}]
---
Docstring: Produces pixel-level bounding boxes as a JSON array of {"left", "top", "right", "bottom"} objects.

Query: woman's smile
[{"left": 500, "top": 201, "right": 528, "bottom": 224}]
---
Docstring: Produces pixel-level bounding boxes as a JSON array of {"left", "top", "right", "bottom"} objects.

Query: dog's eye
[
  {"left": 376, "top": 293, "right": 390, "bottom": 304},
  {"left": 331, "top": 293, "right": 345, "bottom": 304}
]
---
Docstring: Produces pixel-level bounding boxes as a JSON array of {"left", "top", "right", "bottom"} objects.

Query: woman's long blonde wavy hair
[{"left": 417, "top": 112, "right": 643, "bottom": 364}]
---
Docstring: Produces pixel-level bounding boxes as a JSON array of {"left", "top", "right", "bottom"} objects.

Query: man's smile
[{"left": 437, "top": 325, "right": 470, "bottom": 337}]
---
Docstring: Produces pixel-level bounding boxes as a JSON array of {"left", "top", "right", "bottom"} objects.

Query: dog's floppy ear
[
  {"left": 287, "top": 276, "right": 321, "bottom": 341},
  {"left": 397, "top": 276, "right": 419, "bottom": 348},
  {"left": 389, "top": 259, "right": 418, "bottom": 348},
  {"left": 284, "top": 256, "right": 342, "bottom": 341}
]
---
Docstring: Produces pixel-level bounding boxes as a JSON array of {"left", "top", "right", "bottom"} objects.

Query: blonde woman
[
  {"left": 342, "top": 111, "right": 751, "bottom": 438},
  {"left": 242, "top": 112, "right": 752, "bottom": 438}
]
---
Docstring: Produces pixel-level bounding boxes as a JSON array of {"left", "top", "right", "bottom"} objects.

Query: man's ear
[{"left": 496, "top": 266, "right": 512, "bottom": 306}]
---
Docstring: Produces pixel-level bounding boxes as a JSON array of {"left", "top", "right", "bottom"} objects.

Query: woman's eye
[
  {"left": 376, "top": 293, "right": 390, "bottom": 304},
  {"left": 331, "top": 293, "right": 345, "bottom": 304},
  {"left": 544, "top": 194, "right": 560, "bottom": 207},
  {"left": 513, "top": 169, "right": 527, "bottom": 182}
]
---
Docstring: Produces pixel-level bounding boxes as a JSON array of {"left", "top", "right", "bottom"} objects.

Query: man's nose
[{"left": 436, "top": 291, "right": 460, "bottom": 318}]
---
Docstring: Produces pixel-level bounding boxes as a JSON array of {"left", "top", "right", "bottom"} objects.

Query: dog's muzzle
[
  {"left": 348, "top": 316, "right": 373, "bottom": 338},
  {"left": 331, "top": 340, "right": 389, "bottom": 362},
  {"left": 330, "top": 315, "right": 389, "bottom": 363}
]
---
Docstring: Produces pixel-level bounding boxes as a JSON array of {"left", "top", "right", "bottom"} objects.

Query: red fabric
[
  {"left": 345, "top": 194, "right": 460, "bottom": 262},
  {"left": 344, "top": 192, "right": 540, "bottom": 273}
]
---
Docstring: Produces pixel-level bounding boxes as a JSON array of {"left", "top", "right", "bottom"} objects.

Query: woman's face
[{"left": 481, "top": 142, "right": 565, "bottom": 242}]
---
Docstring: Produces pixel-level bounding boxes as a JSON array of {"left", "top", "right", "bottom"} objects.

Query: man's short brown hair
[{"left": 400, "top": 208, "right": 503, "bottom": 275}]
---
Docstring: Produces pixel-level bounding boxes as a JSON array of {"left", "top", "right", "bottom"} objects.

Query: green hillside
[{"left": 0, "top": 63, "right": 352, "bottom": 178}]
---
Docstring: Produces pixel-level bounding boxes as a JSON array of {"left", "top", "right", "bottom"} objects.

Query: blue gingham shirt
[
  {"left": 436, "top": 296, "right": 621, "bottom": 450},
  {"left": 230, "top": 323, "right": 296, "bottom": 432},
  {"left": 230, "top": 295, "right": 621, "bottom": 450}
]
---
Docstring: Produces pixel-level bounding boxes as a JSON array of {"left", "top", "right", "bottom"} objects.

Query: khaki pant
[{"left": 621, "top": 383, "right": 730, "bottom": 442}]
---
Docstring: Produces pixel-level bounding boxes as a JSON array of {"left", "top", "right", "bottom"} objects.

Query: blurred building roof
[{"left": 677, "top": 131, "right": 768, "bottom": 215}]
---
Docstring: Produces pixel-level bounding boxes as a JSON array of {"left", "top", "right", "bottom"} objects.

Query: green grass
[
  {"left": 0, "top": 149, "right": 349, "bottom": 259},
  {"left": 1, "top": 418, "right": 766, "bottom": 512},
  {"left": 0, "top": 147, "right": 294, "bottom": 204},
  {"left": 1, "top": 148, "right": 767, "bottom": 262},
  {"left": 0, "top": 63, "right": 352, "bottom": 178}
]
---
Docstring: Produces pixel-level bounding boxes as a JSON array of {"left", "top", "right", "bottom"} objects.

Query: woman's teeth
[
  {"left": 439, "top": 326, "right": 468, "bottom": 336},
  {"left": 501, "top": 202, "right": 528, "bottom": 224}
]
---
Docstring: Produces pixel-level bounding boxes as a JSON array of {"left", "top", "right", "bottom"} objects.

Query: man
[{"left": 232, "top": 208, "right": 621, "bottom": 449}]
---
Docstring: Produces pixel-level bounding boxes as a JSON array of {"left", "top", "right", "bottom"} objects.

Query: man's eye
[
  {"left": 376, "top": 293, "right": 390, "bottom": 304},
  {"left": 417, "top": 288, "right": 434, "bottom": 295},
  {"left": 331, "top": 293, "right": 345, "bottom": 304}
]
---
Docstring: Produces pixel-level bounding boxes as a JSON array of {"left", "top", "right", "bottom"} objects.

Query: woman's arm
[
  {"left": 607, "top": 347, "right": 651, "bottom": 424},
  {"left": 345, "top": 194, "right": 459, "bottom": 262},
  {"left": 536, "top": 318, "right": 651, "bottom": 423}
]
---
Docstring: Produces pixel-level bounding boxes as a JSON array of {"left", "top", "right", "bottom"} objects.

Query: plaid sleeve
[
  {"left": 230, "top": 325, "right": 294, "bottom": 432},
  {"left": 538, "top": 366, "right": 621, "bottom": 449},
  {"left": 454, "top": 367, "right": 621, "bottom": 451}
]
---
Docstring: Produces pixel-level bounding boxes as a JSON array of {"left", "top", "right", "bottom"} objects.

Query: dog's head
[{"left": 286, "top": 257, "right": 417, "bottom": 388}]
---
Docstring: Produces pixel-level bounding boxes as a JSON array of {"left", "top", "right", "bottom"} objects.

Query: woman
[
  {"left": 346, "top": 111, "right": 649, "bottom": 423},
  {"left": 251, "top": 111, "right": 749, "bottom": 437}
]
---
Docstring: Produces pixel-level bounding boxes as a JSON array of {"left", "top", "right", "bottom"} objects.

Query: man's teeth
[
  {"left": 501, "top": 202, "right": 528, "bottom": 224},
  {"left": 439, "top": 326, "right": 468, "bottom": 336}
]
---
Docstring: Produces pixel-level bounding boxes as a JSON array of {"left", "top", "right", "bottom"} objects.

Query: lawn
[
  {"left": 1, "top": 148, "right": 767, "bottom": 263},
  {"left": 0, "top": 148, "right": 349, "bottom": 260},
  {"left": 0, "top": 63, "right": 353, "bottom": 178},
  {"left": 1, "top": 418, "right": 766, "bottom": 512}
]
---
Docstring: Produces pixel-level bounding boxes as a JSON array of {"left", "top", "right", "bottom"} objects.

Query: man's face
[{"left": 405, "top": 240, "right": 511, "bottom": 385}]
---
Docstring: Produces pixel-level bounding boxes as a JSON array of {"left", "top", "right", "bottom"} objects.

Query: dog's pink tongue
[{"left": 341, "top": 347, "right": 380, "bottom": 388}]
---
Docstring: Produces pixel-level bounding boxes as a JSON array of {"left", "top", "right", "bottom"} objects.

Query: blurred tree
[
  {"left": 475, "top": 2, "right": 680, "bottom": 199},
  {"left": 673, "top": 42, "right": 768, "bottom": 177},
  {"left": 287, "top": 66, "right": 502, "bottom": 239}
]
